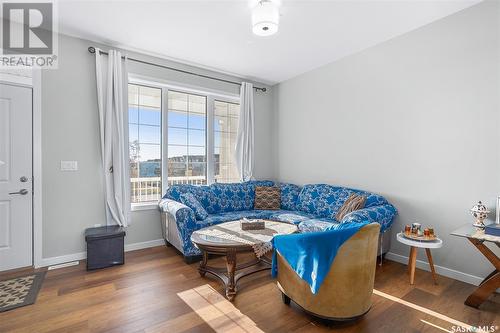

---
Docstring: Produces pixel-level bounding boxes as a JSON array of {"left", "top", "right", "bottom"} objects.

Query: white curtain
[
  {"left": 95, "top": 48, "right": 130, "bottom": 227},
  {"left": 235, "top": 82, "right": 255, "bottom": 182}
]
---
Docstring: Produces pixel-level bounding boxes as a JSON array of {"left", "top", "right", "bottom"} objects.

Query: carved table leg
[
  {"left": 225, "top": 250, "right": 237, "bottom": 301},
  {"left": 465, "top": 273, "right": 500, "bottom": 308},
  {"left": 198, "top": 251, "right": 208, "bottom": 277},
  {"left": 480, "top": 270, "right": 498, "bottom": 285},
  {"left": 464, "top": 238, "right": 500, "bottom": 308}
]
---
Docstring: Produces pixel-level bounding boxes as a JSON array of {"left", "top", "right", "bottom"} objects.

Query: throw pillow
[
  {"left": 335, "top": 193, "right": 366, "bottom": 221},
  {"left": 180, "top": 193, "right": 208, "bottom": 220},
  {"left": 254, "top": 186, "right": 281, "bottom": 210}
]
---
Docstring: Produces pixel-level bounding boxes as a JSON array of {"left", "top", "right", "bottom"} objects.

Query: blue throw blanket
[{"left": 272, "top": 221, "right": 369, "bottom": 294}]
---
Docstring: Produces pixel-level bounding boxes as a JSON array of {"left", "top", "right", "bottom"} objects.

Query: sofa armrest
[
  {"left": 341, "top": 204, "right": 397, "bottom": 232},
  {"left": 159, "top": 198, "right": 197, "bottom": 238}
]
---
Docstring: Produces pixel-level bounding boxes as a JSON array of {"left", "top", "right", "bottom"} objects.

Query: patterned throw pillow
[
  {"left": 335, "top": 193, "right": 366, "bottom": 221},
  {"left": 254, "top": 186, "right": 281, "bottom": 210},
  {"left": 180, "top": 193, "right": 209, "bottom": 220}
]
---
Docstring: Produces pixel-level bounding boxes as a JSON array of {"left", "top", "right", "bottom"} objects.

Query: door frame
[{"left": 0, "top": 69, "right": 42, "bottom": 269}]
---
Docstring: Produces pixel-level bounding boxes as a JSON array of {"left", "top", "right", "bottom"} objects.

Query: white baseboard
[
  {"left": 385, "top": 252, "right": 484, "bottom": 286},
  {"left": 39, "top": 252, "right": 86, "bottom": 268},
  {"left": 48, "top": 261, "right": 80, "bottom": 270},
  {"left": 37, "top": 239, "right": 164, "bottom": 268},
  {"left": 124, "top": 239, "right": 164, "bottom": 252}
]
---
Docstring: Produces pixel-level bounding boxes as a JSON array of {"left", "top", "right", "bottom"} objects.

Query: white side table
[{"left": 396, "top": 232, "right": 443, "bottom": 285}]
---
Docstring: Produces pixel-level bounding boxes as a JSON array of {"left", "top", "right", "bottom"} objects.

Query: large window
[
  {"left": 128, "top": 84, "right": 162, "bottom": 204},
  {"left": 167, "top": 91, "right": 207, "bottom": 185},
  {"left": 128, "top": 81, "right": 240, "bottom": 207},
  {"left": 214, "top": 100, "right": 240, "bottom": 183}
]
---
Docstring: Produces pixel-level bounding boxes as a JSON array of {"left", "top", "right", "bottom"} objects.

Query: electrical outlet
[{"left": 60, "top": 161, "right": 78, "bottom": 171}]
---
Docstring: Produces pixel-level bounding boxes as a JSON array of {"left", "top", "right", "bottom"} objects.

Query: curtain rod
[{"left": 88, "top": 46, "right": 267, "bottom": 92}]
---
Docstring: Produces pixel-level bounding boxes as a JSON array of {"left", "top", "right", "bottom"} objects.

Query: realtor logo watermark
[{"left": 1, "top": 1, "right": 58, "bottom": 68}]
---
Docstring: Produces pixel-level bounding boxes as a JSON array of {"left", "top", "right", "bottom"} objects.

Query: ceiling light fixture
[{"left": 251, "top": 0, "right": 279, "bottom": 37}]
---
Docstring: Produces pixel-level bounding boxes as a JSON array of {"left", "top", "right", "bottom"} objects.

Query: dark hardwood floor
[{"left": 0, "top": 246, "right": 498, "bottom": 333}]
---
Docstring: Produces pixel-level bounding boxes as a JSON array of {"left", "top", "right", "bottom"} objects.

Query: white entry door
[{"left": 0, "top": 83, "right": 33, "bottom": 271}]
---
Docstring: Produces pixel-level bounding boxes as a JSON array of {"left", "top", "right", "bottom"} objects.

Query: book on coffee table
[{"left": 485, "top": 223, "right": 500, "bottom": 237}]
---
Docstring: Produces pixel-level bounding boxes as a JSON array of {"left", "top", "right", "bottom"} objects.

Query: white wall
[
  {"left": 276, "top": 1, "right": 499, "bottom": 281},
  {"left": 41, "top": 34, "right": 275, "bottom": 260}
]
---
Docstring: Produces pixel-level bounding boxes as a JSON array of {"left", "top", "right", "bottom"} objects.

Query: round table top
[
  {"left": 396, "top": 232, "right": 443, "bottom": 249},
  {"left": 191, "top": 220, "right": 298, "bottom": 249}
]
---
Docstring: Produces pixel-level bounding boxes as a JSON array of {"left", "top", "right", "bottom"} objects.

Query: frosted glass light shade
[{"left": 252, "top": 1, "right": 279, "bottom": 36}]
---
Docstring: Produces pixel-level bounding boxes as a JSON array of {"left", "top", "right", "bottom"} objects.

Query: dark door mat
[{"left": 0, "top": 271, "right": 46, "bottom": 312}]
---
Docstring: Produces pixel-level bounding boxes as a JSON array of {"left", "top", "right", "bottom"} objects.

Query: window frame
[
  {"left": 128, "top": 83, "right": 163, "bottom": 211},
  {"left": 128, "top": 75, "right": 240, "bottom": 210}
]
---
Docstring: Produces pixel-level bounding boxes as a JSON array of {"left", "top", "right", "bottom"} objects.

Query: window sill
[{"left": 131, "top": 202, "right": 159, "bottom": 212}]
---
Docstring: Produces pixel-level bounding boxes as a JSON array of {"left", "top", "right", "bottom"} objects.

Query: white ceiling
[{"left": 58, "top": 0, "right": 481, "bottom": 85}]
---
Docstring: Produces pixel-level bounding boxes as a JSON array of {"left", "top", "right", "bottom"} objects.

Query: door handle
[{"left": 9, "top": 189, "right": 29, "bottom": 195}]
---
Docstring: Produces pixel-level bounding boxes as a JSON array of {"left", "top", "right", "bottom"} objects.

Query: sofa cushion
[
  {"left": 210, "top": 181, "right": 274, "bottom": 213},
  {"left": 297, "top": 184, "right": 355, "bottom": 218},
  {"left": 350, "top": 190, "right": 388, "bottom": 208},
  {"left": 180, "top": 193, "right": 208, "bottom": 220},
  {"left": 254, "top": 186, "right": 281, "bottom": 210},
  {"left": 279, "top": 183, "right": 301, "bottom": 211},
  {"left": 248, "top": 180, "right": 276, "bottom": 187},
  {"left": 201, "top": 209, "right": 315, "bottom": 226},
  {"left": 365, "top": 194, "right": 388, "bottom": 208},
  {"left": 341, "top": 204, "right": 397, "bottom": 232},
  {"left": 186, "top": 186, "right": 221, "bottom": 214},
  {"left": 203, "top": 210, "right": 274, "bottom": 225},
  {"left": 210, "top": 183, "right": 253, "bottom": 212},
  {"left": 163, "top": 184, "right": 195, "bottom": 202},
  {"left": 268, "top": 210, "right": 316, "bottom": 225},
  {"left": 164, "top": 181, "right": 275, "bottom": 214},
  {"left": 298, "top": 218, "right": 338, "bottom": 233},
  {"left": 164, "top": 184, "right": 220, "bottom": 214}
]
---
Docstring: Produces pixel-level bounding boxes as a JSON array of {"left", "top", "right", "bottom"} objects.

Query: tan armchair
[{"left": 276, "top": 222, "right": 381, "bottom": 321}]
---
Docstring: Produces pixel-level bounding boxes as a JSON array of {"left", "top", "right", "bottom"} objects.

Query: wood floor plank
[{"left": 0, "top": 246, "right": 498, "bottom": 333}]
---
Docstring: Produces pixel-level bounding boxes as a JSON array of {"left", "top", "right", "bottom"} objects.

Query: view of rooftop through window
[{"left": 167, "top": 91, "right": 207, "bottom": 185}]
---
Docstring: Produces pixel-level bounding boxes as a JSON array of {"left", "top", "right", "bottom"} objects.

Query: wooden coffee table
[{"left": 191, "top": 220, "right": 297, "bottom": 301}]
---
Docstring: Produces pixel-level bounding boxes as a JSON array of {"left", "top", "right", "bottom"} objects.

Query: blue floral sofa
[{"left": 159, "top": 181, "right": 397, "bottom": 262}]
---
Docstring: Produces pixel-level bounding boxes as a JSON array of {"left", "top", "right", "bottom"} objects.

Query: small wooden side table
[{"left": 396, "top": 233, "right": 443, "bottom": 285}]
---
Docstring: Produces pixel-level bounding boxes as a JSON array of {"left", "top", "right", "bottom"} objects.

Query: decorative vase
[{"left": 470, "top": 201, "right": 489, "bottom": 228}]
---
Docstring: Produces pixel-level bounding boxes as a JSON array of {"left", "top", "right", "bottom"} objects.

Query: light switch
[{"left": 60, "top": 160, "right": 78, "bottom": 171}]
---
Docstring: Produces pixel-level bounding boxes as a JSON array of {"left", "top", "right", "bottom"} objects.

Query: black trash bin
[{"left": 85, "top": 226, "right": 126, "bottom": 270}]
